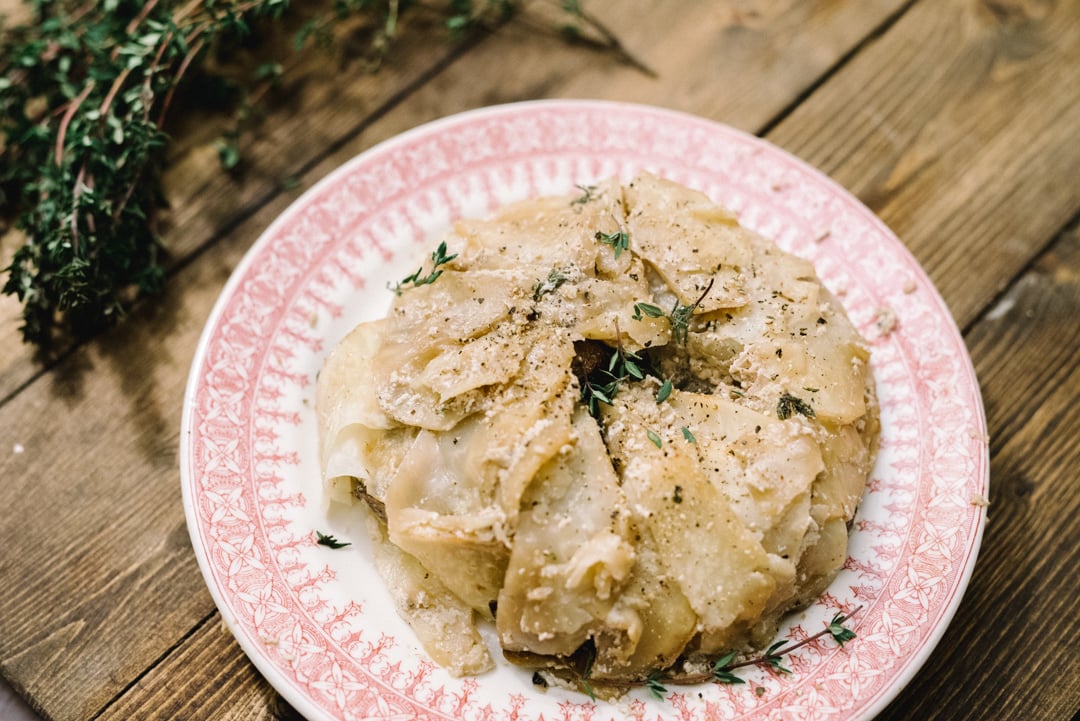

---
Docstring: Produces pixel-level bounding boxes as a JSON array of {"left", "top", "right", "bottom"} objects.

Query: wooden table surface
[{"left": 1, "top": 1, "right": 1078, "bottom": 720}]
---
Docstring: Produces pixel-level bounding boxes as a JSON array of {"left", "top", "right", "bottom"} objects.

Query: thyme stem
[{"left": 572, "top": 606, "right": 863, "bottom": 693}]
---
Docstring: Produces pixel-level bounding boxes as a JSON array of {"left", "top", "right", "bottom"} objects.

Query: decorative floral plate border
[{"left": 180, "top": 100, "right": 988, "bottom": 721}]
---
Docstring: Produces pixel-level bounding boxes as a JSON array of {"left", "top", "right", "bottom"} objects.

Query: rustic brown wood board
[{"left": 0, "top": 0, "right": 1077, "bottom": 719}]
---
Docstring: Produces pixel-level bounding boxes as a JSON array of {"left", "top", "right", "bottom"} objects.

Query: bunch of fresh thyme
[
  {"left": 0, "top": 0, "right": 299, "bottom": 344},
  {"left": 0, "top": 0, "right": 636, "bottom": 346}
]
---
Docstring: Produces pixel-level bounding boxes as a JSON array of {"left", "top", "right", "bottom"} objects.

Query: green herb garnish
[
  {"left": 632, "top": 302, "right": 664, "bottom": 321},
  {"left": 595, "top": 228, "right": 630, "bottom": 259},
  {"left": 571, "top": 183, "right": 598, "bottom": 207},
  {"left": 647, "top": 429, "right": 662, "bottom": 448},
  {"left": 388, "top": 241, "right": 457, "bottom": 295},
  {"left": 580, "top": 324, "right": 651, "bottom": 417},
  {"left": 656, "top": 378, "right": 673, "bottom": 403},
  {"left": 581, "top": 375, "right": 619, "bottom": 417},
  {"left": 777, "top": 393, "right": 816, "bottom": 420},
  {"left": 711, "top": 651, "right": 745, "bottom": 685},
  {"left": 532, "top": 268, "right": 569, "bottom": 301},
  {"left": 668, "top": 278, "right": 714, "bottom": 344},
  {"left": 827, "top": 612, "right": 857, "bottom": 647},
  {"left": 762, "top": 640, "right": 792, "bottom": 674},
  {"left": 646, "top": 674, "right": 668, "bottom": 700},
  {"left": 681, "top": 426, "right": 697, "bottom": 443},
  {"left": 315, "top": 531, "right": 351, "bottom": 549}
]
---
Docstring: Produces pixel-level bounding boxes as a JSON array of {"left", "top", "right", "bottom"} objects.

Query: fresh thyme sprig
[
  {"left": 315, "top": 530, "right": 351, "bottom": 548},
  {"left": 608, "top": 339, "right": 644, "bottom": 381},
  {"left": 668, "top": 278, "right": 714, "bottom": 344},
  {"left": 579, "top": 322, "right": 649, "bottom": 417},
  {"left": 0, "top": 0, "right": 302, "bottom": 343},
  {"left": 595, "top": 212, "right": 631, "bottom": 259},
  {"left": 647, "top": 608, "right": 861, "bottom": 697},
  {"left": 387, "top": 241, "right": 457, "bottom": 295},
  {"left": 595, "top": 228, "right": 630, "bottom": 259},
  {"left": 580, "top": 344, "right": 642, "bottom": 416},
  {"left": 580, "top": 374, "right": 619, "bottom": 417},
  {"left": 569, "top": 607, "right": 862, "bottom": 700},
  {"left": 570, "top": 183, "right": 597, "bottom": 208},
  {"left": 532, "top": 267, "right": 569, "bottom": 301}
]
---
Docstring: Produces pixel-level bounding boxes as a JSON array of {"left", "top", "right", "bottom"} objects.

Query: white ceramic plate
[{"left": 181, "top": 100, "right": 988, "bottom": 721}]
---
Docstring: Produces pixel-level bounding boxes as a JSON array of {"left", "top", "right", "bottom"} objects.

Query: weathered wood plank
[
  {"left": 454, "top": 0, "right": 911, "bottom": 128},
  {"left": 768, "top": 0, "right": 1080, "bottom": 329},
  {"left": 95, "top": 616, "right": 301, "bottom": 721},
  {"left": 0, "top": 205, "right": 272, "bottom": 720},
  {"left": 876, "top": 224, "right": 1080, "bottom": 720}
]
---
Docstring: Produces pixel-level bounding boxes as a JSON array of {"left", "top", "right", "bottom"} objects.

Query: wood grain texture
[
  {"left": 767, "top": 0, "right": 1080, "bottom": 329},
  {"left": 0, "top": 218, "right": 258, "bottom": 720},
  {"left": 876, "top": 224, "right": 1080, "bottom": 720},
  {"left": 95, "top": 616, "right": 303, "bottom": 721},
  {"left": 1, "top": 0, "right": 1078, "bottom": 719},
  {"left": 450, "top": 0, "right": 910, "bottom": 128},
  {"left": 0, "top": 4, "right": 921, "bottom": 719}
]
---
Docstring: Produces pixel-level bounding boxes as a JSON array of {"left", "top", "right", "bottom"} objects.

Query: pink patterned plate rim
[{"left": 180, "top": 100, "right": 988, "bottom": 721}]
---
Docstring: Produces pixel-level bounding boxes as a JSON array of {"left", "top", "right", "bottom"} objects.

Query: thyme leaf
[
  {"left": 571, "top": 183, "right": 598, "bottom": 208},
  {"left": 777, "top": 393, "right": 816, "bottom": 420},
  {"left": 315, "top": 531, "right": 351, "bottom": 549},
  {"left": 762, "top": 640, "right": 792, "bottom": 674},
  {"left": 595, "top": 228, "right": 630, "bottom": 259},
  {"left": 532, "top": 268, "right": 569, "bottom": 301},
  {"left": 712, "top": 651, "right": 745, "bottom": 685},
  {"left": 656, "top": 378, "right": 673, "bottom": 403},
  {"left": 828, "top": 612, "right": 857, "bottom": 647},
  {"left": 632, "top": 301, "right": 664, "bottom": 320}
]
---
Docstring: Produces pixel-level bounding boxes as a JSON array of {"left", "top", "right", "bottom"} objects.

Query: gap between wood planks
[
  {"left": 85, "top": 610, "right": 221, "bottom": 721},
  {"left": 755, "top": 0, "right": 921, "bottom": 138},
  {"left": 959, "top": 207, "right": 1080, "bottom": 338}
]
